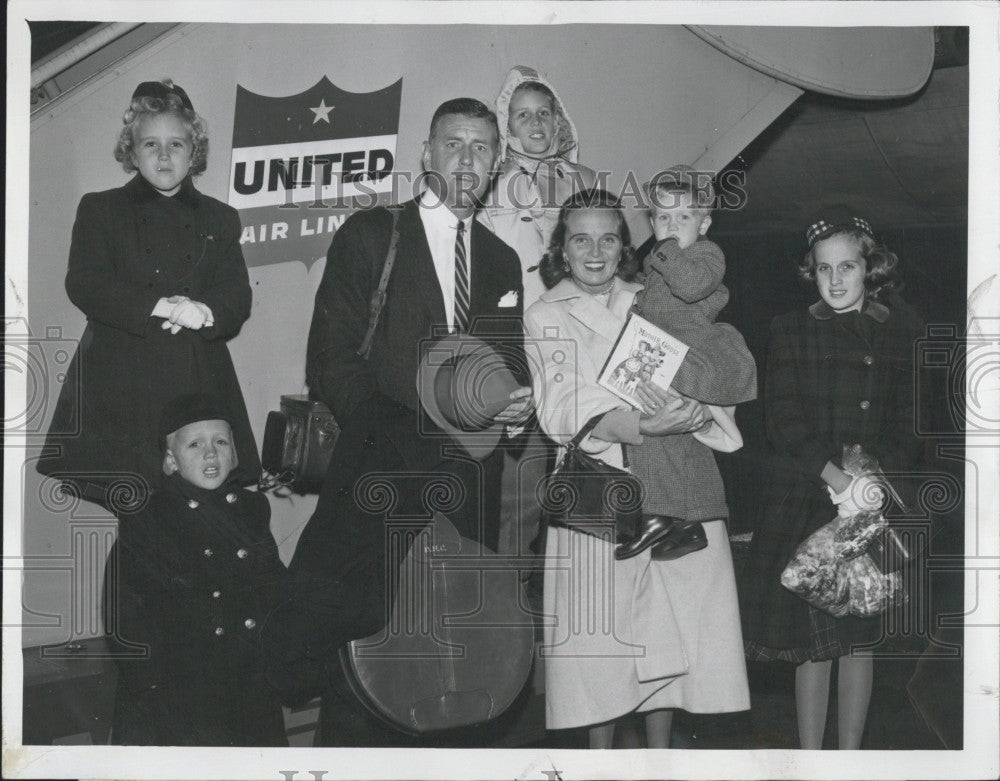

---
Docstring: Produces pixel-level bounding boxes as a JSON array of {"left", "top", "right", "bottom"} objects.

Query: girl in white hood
[{"left": 481, "top": 66, "right": 597, "bottom": 307}]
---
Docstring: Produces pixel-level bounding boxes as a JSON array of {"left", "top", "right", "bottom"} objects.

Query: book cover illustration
[{"left": 598, "top": 312, "right": 690, "bottom": 408}]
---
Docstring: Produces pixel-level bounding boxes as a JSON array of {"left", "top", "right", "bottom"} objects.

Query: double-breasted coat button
[
  {"left": 145, "top": 248, "right": 152, "bottom": 255},
  {"left": 188, "top": 499, "right": 199, "bottom": 509},
  {"left": 244, "top": 618, "right": 256, "bottom": 629},
  {"left": 236, "top": 548, "right": 248, "bottom": 559},
  {"left": 203, "top": 548, "right": 213, "bottom": 557},
  {"left": 214, "top": 626, "right": 225, "bottom": 636},
  {"left": 859, "top": 400, "right": 871, "bottom": 410},
  {"left": 212, "top": 590, "right": 221, "bottom": 598},
  {"left": 225, "top": 492, "right": 237, "bottom": 504},
  {"left": 863, "top": 355, "right": 874, "bottom": 365}
]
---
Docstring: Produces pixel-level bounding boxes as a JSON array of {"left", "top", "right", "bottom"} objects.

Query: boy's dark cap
[
  {"left": 159, "top": 393, "right": 233, "bottom": 446},
  {"left": 132, "top": 80, "right": 194, "bottom": 112},
  {"left": 645, "top": 164, "right": 716, "bottom": 209},
  {"left": 806, "top": 205, "right": 876, "bottom": 247}
]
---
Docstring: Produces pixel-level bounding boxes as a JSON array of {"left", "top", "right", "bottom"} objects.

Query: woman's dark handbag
[{"left": 539, "top": 412, "right": 642, "bottom": 543}]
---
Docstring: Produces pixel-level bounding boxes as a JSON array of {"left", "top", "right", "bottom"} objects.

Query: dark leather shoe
[
  {"left": 651, "top": 521, "right": 707, "bottom": 561},
  {"left": 614, "top": 515, "right": 676, "bottom": 560}
]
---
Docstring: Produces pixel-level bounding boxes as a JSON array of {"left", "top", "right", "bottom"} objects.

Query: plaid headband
[{"left": 806, "top": 207, "right": 875, "bottom": 247}]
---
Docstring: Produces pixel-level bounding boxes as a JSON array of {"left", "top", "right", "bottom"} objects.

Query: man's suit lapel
[{"left": 398, "top": 199, "right": 447, "bottom": 328}]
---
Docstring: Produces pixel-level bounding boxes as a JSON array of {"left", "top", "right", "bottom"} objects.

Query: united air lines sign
[{"left": 228, "top": 77, "right": 402, "bottom": 267}]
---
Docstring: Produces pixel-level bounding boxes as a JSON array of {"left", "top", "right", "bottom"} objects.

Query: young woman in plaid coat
[{"left": 739, "top": 208, "right": 925, "bottom": 749}]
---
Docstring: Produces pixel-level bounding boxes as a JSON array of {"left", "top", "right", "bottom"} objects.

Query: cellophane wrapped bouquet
[{"left": 780, "top": 445, "right": 907, "bottom": 618}]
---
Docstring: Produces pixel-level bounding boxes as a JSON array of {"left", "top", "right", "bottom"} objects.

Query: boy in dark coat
[{"left": 106, "top": 393, "right": 289, "bottom": 745}]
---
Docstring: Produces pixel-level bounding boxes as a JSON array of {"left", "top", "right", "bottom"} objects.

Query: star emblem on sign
[{"left": 309, "top": 98, "right": 334, "bottom": 124}]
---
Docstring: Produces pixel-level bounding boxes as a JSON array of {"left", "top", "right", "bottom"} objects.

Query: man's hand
[{"left": 493, "top": 386, "right": 534, "bottom": 425}]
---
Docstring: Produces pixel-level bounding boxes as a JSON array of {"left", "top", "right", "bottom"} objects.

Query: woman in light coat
[{"left": 524, "top": 190, "right": 749, "bottom": 748}]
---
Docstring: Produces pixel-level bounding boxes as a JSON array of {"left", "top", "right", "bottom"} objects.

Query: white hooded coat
[{"left": 480, "top": 65, "right": 596, "bottom": 308}]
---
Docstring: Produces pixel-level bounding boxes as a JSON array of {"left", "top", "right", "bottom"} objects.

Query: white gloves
[
  {"left": 828, "top": 474, "right": 885, "bottom": 518},
  {"left": 154, "top": 296, "right": 214, "bottom": 334}
]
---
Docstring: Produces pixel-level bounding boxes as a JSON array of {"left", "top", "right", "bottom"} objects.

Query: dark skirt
[
  {"left": 739, "top": 485, "right": 881, "bottom": 653},
  {"left": 745, "top": 604, "right": 880, "bottom": 664}
]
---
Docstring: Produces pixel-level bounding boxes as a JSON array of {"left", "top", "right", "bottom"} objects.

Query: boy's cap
[
  {"left": 645, "top": 164, "right": 716, "bottom": 209},
  {"left": 159, "top": 393, "right": 233, "bottom": 445},
  {"left": 132, "top": 80, "right": 194, "bottom": 112},
  {"left": 806, "top": 205, "right": 876, "bottom": 247}
]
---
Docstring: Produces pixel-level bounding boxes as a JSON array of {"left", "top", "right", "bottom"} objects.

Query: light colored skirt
[{"left": 542, "top": 519, "right": 749, "bottom": 729}]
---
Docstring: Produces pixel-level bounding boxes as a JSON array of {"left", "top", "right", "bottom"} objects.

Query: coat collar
[
  {"left": 809, "top": 298, "right": 890, "bottom": 323},
  {"left": 125, "top": 173, "right": 201, "bottom": 209},
  {"left": 540, "top": 277, "right": 642, "bottom": 342}
]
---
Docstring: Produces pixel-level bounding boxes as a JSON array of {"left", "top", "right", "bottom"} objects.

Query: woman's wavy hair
[
  {"left": 799, "top": 228, "right": 901, "bottom": 300},
  {"left": 114, "top": 80, "right": 209, "bottom": 176},
  {"left": 538, "top": 189, "right": 639, "bottom": 290}
]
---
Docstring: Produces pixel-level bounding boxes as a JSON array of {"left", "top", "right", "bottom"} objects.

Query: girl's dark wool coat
[
  {"left": 38, "top": 175, "right": 261, "bottom": 503},
  {"left": 107, "top": 476, "right": 289, "bottom": 746},
  {"left": 740, "top": 297, "right": 926, "bottom": 651}
]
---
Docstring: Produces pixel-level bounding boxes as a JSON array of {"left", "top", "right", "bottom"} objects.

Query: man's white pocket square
[{"left": 498, "top": 290, "right": 519, "bottom": 308}]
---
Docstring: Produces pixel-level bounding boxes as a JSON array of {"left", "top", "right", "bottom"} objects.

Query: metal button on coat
[
  {"left": 244, "top": 618, "right": 256, "bottom": 629},
  {"left": 236, "top": 548, "right": 248, "bottom": 559},
  {"left": 203, "top": 548, "right": 213, "bottom": 557},
  {"left": 212, "top": 590, "right": 221, "bottom": 599},
  {"left": 226, "top": 493, "right": 237, "bottom": 504},
  {"left": 860, "top": 400, "right": 871, "bottom": 410},
  {"left": 214, "top": 627, "right": 224, "bottom": 636},
  {"left": 188, "top": 499, "right": 199, "bottom": 509},
  {"left": 863, "top": 355, "right": 874, "bottom": 365}
]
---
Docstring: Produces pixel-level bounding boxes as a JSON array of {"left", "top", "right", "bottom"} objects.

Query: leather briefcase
[{"left": 261, "top": 395, "right": 339, "bottom": 493}]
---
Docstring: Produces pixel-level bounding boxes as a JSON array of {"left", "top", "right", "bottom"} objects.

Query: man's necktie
[{"left": 454, "top": 220, "right": 470, "bottom": 333}]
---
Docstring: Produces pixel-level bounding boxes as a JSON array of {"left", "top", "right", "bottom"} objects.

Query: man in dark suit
[{"left": 271, "top": 98, "right": 532, "bottom": 745}]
